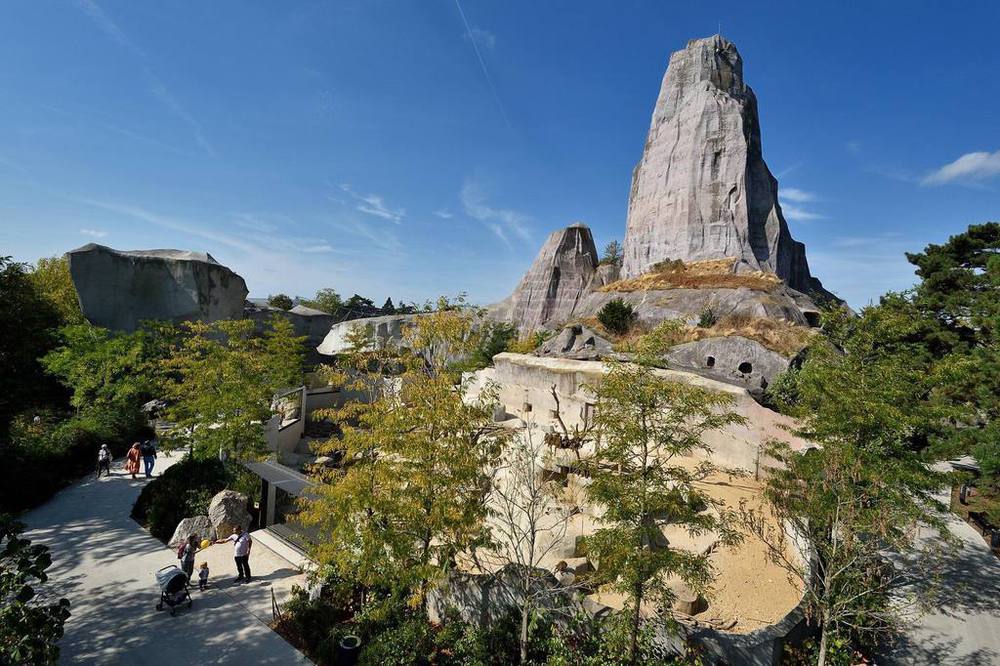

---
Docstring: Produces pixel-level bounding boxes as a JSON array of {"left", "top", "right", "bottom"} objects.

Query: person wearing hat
[{"left": 96, "top": 444, "right": 113, "bottom": 478}]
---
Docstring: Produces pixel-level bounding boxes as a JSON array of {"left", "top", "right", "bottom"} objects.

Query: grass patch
[
  {"left": 603, "top": 312, "right": 815, "bottom": 358},
  {"left": 599, "top": 258, "right": 784, "bottom": 293}
]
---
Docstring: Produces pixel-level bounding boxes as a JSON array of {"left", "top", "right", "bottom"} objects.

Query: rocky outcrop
[
  {"left": 619, "top": 35, "right": 830, "bottom": 298},
  {"left": 491, "top": 224, "right": 598, "bottom": 333},
  {"left": 535, "top": 324, "right": 614, "bottom": 361},
  {"left": 662, "top": 335, "right": 789, "bottom": 393},
  {"left": 207, "top": 490, "right": 251, "bottom": 537},
  {"left": 169, "top": 516, "right": 216, "bottom": 547},
  {"left": 66, "top": 244, "right": 248, "bottom": 332},
  {"left": 316, "top": 313, "right": 424, "bottom": 356}
]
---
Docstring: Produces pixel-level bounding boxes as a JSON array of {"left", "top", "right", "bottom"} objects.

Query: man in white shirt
[{"left": 215, "top": 525, "right": 253, "bottom": 583}]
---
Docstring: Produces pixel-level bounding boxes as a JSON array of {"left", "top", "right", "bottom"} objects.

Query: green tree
[
  {"left": 29, "top": 256, "right": 83, "bottom": 326},
  {"left": 41, "top": 323, "right": 173, "bottom": 430},
  {"left": 0, "top": 257, "right": 62, "bottom": 440},
  {"left": 160, "top": 317, "right": 305, "bottom": 459},
  {"left": 345, "top": 294, "right": 376, "bottom": 311},
  {"left": 0, "top": 515, "right": 71, "bottom": 665},
  {"left": 600, "top": 240, "right": 623, "bottom": 267},
  {"left": 300, "top": 288, "right": 343, "bottom": 315},
  {"left": 584, "top": 359, "right": 745, "bottom": 663},
  {"left": 597, "top": 298, "right": 636, "bottom": 336},
  {"left": 744, "top": 304, "right": 946, "bottom": 665},
  {"left": 300, "top": 305, "right": 503, "bottom": 615},
  {"left": 381, "top": 297, "right": 396, "bottom": 314},
  {"left": 268, "top": 293, "right": 294, "bottom": 310}
]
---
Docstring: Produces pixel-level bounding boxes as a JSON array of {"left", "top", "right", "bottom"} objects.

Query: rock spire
[{"left": 620, "top": 35, "right": 828, "bottom": 296}]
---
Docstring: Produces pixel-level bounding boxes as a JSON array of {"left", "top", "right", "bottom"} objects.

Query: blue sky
[{"left": 1, "top": 1, "right": 998, "bottom": 309}]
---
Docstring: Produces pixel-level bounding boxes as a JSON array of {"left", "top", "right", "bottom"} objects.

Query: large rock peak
[
  {"left": 67, "top": 243, "right": 249, "bottom": 332},
  {"left": 492, "top": 224, "right": 598, "bottom": 332},
  {"left": 620, "top": 35, "right": 828, "bottom": 296}
]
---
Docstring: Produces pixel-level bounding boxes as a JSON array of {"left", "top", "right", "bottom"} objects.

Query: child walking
[{"left": 198, "top": 562, "right": 210, "bottom": 591}]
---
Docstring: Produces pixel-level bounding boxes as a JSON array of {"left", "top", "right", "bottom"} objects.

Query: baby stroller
[{"left": 155, "top": 565, "right": 192, "bottom": 616}]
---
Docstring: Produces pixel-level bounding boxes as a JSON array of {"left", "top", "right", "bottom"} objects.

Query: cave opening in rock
[
  {"left": 706, "top": 356, "right": 716, "bottom": 368},
  {"left": 738, "top": 361, "right": 752, "bottom": 374}
]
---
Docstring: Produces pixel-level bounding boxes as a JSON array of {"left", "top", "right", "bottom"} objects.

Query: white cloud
[
  {"left": 464, "top": 27, "right": 496, "bottom": 50},
  {"left": 80, "top": 228, "right": 108, "bottom": 238},
  {"left": 433, "top": 209, "right": 454, "bottom": 219},
  {"left": 338, "top": 184, "right": 405, "bottom": 223},
  {"left": 454, "top": 0, "right": 510, "bottom": 129},
  {"left": 779, "top": 187, "right": 816, "bottom": 203},
  {"left": 922, "top": 149, "right": 1000, "bottom": 186},
  {"left": 780, "top": 203, "right": 825, "bottom": 222},
  {"left": 300, "top": 244, "right": 334, "bottom": 253},
  {"left": 460, "top": 179, "right": 532, "bottom": 248}
]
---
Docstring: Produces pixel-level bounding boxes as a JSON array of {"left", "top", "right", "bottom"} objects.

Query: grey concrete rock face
[
  {"left": 246, "top": 302, "right": 334, "bottom": 350},
  {"left": 663, "top": 335, "right": 789, "bottom": 392},
  {"left": 208, "top": 490, "right": 251, "bottom": 538},
  {"left": 620, "top": 35, "right": 830, "bottom": 298},
  {"left": 66, "top": 244, "right": 248, "bottom": 332},
  {"left": 169, "top": 515, "right": 216, "bottom": 547},
  {"left": 491, "top": 224, "right": 598, "bottom": 333},
  {"left": 535, "top": 324, "right": 614, "bottom": 361},
  {"left": 316, "top": 313, "right": 424, "bottom": 355}
]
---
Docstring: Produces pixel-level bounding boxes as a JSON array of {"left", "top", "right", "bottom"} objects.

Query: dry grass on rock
[{"left": 599, "top": 257, "right": 783, "bottom": 293}]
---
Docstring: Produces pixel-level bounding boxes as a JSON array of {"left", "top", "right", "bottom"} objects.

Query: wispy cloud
[
  {"left": 326, "top": 216, "right": 403, "bottom": 255},
  {"left": 778, "top": 187, "right": 824, "bottom": 221},
  {"left": 453, "top": 0, "right": 510, "bottom": 129},
  {"left": 779, "top": 187, "right": 817, "bottom": 203},
  {"left": 464, "top": 27, "right": 496, "bottom": 51},
  {"left": 80, "top": 228, "right": 108, "bottom": 238},
  {"left": 73, "top": 0, "right": 214, "bottom": 156},
  {"left": 338, "top": 184, "right": 405, "bottom": 223},
  {"left": 780, "top": 204, "right": 825, "bottom": 222},
  {"left": 300, "top": 244, "right": 335, "bottom": 254},
  {"left": 922, "top": 149, "right": 1000, "bottom": 186},
  {"left": 433, "top": 209, "right": 454, "bottom": 219},
  {"left": 460, "top": 179, "right": 532, "bottom": 248}
]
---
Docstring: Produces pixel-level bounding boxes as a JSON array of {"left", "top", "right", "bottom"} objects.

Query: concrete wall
[{"left": 469, "top": 353, "right": 813, "bottom": 474}]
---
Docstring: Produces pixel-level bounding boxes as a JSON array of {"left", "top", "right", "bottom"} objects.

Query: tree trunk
[
  {"left": 818, "top": 621, "right": 829, "bottom": 666},
  {"left": 520, "top": 603, "right": 529, "bottom": 664},
  {"left": 630, "top": 583, "right": 643, "bottom": 665}
]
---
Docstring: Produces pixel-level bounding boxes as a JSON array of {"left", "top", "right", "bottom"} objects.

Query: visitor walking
[
  {"left": 178, "top": 534, "right": 198, "bottom": 579},
  {"left": 125, "top": 442, "right": 141, "bottom": 480},
  {"left": 140, "top": 439, "right": 157, "bottom": 478},
  {"left": 216, "top": 526, "right": 252, "bottom": 583},
  {"left": 96, "top": 444, "right": 113, "bottom": 478}
]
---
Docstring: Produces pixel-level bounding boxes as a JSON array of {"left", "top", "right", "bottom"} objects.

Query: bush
[
  {"left": 131, "top": 456, "right": 233, "bottom": 542},
  {"left": 697, "top": 308, "right": 718, "bottom": 328},
  {"left": 597, "top": 299, "right": 637, "bottom": 336}
]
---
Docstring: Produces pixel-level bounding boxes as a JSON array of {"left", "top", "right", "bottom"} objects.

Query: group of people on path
[
  {"left": 97, "top": 439, "right": 158, "bottom": 480},
  {"left": 176, "top": 525, "right": 253, "bottom": 587}
]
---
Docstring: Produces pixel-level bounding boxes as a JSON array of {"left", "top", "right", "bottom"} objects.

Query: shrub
[
  {"left": 697, "top": 308, "right": 718, "bottom": 328},
  {"left": 597, "top": 299, "right": 637, "bottom": 336},
  {"left": 268, "top": 293, "right": 294, "bottom": 310},
  {"left": 131, "top": 456, "right": 233, "bottom": 542}
]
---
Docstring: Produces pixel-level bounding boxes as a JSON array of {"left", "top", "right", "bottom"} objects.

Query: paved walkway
[
  {"left": 21, "top": 452, "right": 309, "bottom": 665},
  {"left": 885, "top": 484, "right": 1000, "bottom": 665}
]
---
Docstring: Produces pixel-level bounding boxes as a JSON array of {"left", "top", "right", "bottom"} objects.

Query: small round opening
[
  {"left": 738, "top": 361, "right": 753, "bottom": 374},
  {"left": 705, "top": 356, "right": 715, "bottom": 368},
  {"left": 340, "top": 635, "right": 361, "bottom": 649}
]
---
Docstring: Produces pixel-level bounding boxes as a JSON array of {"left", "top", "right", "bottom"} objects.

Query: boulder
[
  {"left": 66, "top": 244, "right": 248, "bottom": 332},
  {"left": 245, "top": 302, "right": 335, "bottom": 350},
  {"left": 535, "top": 324, "right": 613, "bottom": 361},
  {"left": 662, "top": 335, "right": 790, "bottom": 393},
  {"left": 619, "top": 35, "right": 833, "bottom": 299},
  {"left": 208, "top": 490, "right": 251, "bottom": 537},
  {"left": 490, "top": 223, "right": 599, "bottom": 333},
  {"left": 169, "top": 516, "right": 216, "bottom": 547},
  {"left": 316, "top": 313, "right": 424, "bottom": 355}
]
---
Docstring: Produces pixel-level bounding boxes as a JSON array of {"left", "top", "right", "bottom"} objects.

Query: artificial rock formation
[
  {"left": 169, "top": 516, "right": 216, "bottom": 547},
  {"left": 207, "top": 490, "right": 251, "bottom": 537},
  {"left": 491, "top": 223, "right": 598, "bottom": 333},
  {"left": 620, "top": 35, "right": 828, "bottom": 297},
  {"left": 662, "top": 335, "right": 790, "bottom": 394},
  {"left": 67, "top": 244, "right": 248, "bottom": 332}
]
